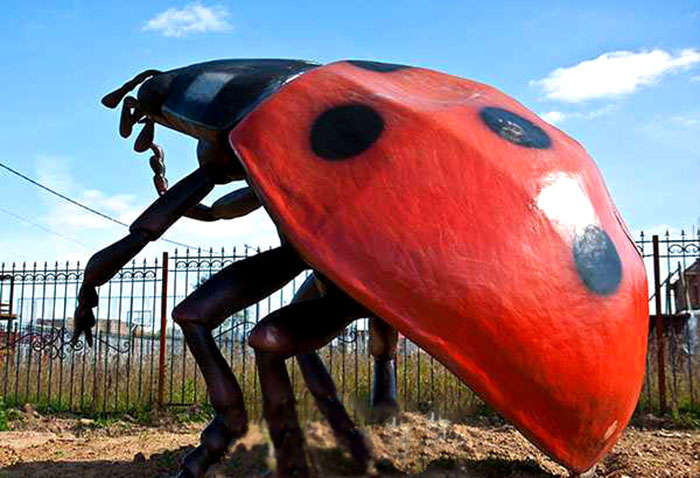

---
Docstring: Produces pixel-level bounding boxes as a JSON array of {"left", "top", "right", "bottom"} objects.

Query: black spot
[
  {"left": 310, "top": 104, "right": 384, "bottom": 160},
  {"left": 347, "top": 60, "right": 410, "bottom": 73},
  {"left": 573, "top": 225, "right": 622, "bottom": 295},
  {"left": 479, "top": 107, "right": 551, "bottom": 149}
]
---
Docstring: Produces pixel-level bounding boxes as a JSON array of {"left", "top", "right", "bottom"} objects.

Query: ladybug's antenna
[
  {"left": 101, "top": 69, "right": 161, "bottom": 109},
  {"left": 102, "top": 69, "right": 166, "bottom": 194}
]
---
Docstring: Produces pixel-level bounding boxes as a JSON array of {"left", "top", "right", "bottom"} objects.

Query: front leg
[
  {"left": 172, "top": 245, "right": 306, "bottom": 478},
  {"left": 185, "top": 186, "right": 261, "bottom": 221},
  {"left": 72, "top": 168, "right": 215, "bottom": 345}
]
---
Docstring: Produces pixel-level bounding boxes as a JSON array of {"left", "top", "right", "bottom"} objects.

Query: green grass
[
  {"left": 676, "top": 399, "right": 700, "bottom": 427},
  {"left": 1, "top": 339, "right": 698, "bottom": 428},
  {"left": 0, "top": 399, "right": 8, "bottom": 431}
]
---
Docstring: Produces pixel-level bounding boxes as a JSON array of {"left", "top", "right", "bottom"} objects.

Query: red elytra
[{"left": 229, "top": 61, "right": 648, "bottom": 473}]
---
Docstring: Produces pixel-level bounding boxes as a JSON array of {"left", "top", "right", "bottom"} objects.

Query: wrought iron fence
[
  {"left": 0, "top": 230, "right": 698, "bottom": 420},
  {"left": 636, "top": 230, "right": 700, "bottom": 415}
]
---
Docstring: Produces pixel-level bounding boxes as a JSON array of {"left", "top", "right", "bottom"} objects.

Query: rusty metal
[
  {"left": 652, "top": 235, "right": 667, "bottom": 414},
  {"left": 158, "top": 251, "right": 168, "bottom": 409}
]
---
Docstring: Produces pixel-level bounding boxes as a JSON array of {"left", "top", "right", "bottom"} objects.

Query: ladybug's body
[
  {"left": 78, "top": 59, "right": 648, "bottom": 478},
  {"left": 231, "top": 61, "right": 648, "bottom": 472}
]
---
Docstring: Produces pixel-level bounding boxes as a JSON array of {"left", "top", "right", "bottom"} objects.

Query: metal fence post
[
  {"left": 652, "top": 235, "right": 667, "bottom": 414},
  {"left": 157, "top": 251, "right": 169, "bottom": 410}
]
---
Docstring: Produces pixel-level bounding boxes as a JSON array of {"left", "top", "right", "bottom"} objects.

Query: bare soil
[{"left": 0, "top": 410, "right": 698, "bottom": 478}]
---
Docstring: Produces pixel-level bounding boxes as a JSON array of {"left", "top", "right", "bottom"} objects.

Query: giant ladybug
[{"left": 75, "top": 59, "right": 649, "bottom": 478}]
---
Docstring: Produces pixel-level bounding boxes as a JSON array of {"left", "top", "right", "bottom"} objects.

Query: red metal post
[
  {"left": 652, "top": 235, "right": 667, "bottom": 414},
  {"left": 157, "top": 251, "right": 169, "bottom": 410}
]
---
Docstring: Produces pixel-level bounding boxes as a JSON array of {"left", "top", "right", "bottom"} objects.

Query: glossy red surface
[{"left": 229, "top": 61, "right": 649, "bottom": 473}]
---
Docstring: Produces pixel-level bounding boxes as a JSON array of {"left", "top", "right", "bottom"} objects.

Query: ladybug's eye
[
  {"left": 479, "top": 107, "right": 551, "bottom": 149},
  {"left": 310, "top": 103, "right": 384, "bottom": 160}
]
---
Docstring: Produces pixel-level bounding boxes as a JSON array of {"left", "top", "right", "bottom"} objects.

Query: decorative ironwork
[
  {"left": 336, "top": 325, "right": 361, "bottom": 344},
  {"left": 0, "top": 325, "right": 134, "bottom": 359},
  {"left": 174, "top": 258, "right": 239, "bottom": 270},
  {"left": 117, "top": 268, "right": 158, "bottom": 280},
  {"left": 2, "top": 270, "right": 83, "bottom": 282},
  {"left": 667, "top": 242, "right": 700, "bottom": 256}
]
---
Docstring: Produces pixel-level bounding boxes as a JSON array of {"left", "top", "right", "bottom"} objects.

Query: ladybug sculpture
[{"left": 73, "top": 59, "right": 648, "bottom": 478}]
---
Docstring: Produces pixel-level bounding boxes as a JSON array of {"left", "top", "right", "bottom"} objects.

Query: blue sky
[{"left": 0, "top": 0, "right": 698, "bottom": 263}]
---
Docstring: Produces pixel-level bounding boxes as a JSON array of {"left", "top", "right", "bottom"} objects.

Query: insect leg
[
  {"left": 172, "top": 245, "right": 305, "bottom": 478},
  {"left": 185, "top": 186, "right": 261, "bottom": 221},
  {"left": 292, "top": 275, "right": 374, "bottom": 472},
  {"left": 370, "top": 317, "right": 399, "bottom": 422},
  {"left": 248, "top": 285, "right": 372, "bottom": 477},
  {"left": 72, "top": 168, "right": 215, "bottom": 346}
]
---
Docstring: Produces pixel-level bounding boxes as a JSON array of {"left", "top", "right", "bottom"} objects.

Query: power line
[
  {"left": 0, "top": 161, "right": 130, "bottom": 228},
  {"left": 0, "top": 205, "right": 87, "bottom": 247},
  {"left": 0, "top": 161, "right": 199, "bottom": 250}
]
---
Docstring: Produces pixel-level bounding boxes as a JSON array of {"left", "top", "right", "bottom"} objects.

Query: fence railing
[
  {"left": 636, "top": 230, "right": 700, "bottom": 416},
  {"left": 0, "top": 230, "right": 698, "bottom": 420}
]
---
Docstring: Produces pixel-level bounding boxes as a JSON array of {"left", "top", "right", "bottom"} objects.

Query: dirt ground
[{"left": 0, "top": 409, "right": 698, "bottom": 478}]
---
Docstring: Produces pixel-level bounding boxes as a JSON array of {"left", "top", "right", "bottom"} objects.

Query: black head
[{"left": 102, "top": 59, "right": 319, "bottom": 153}]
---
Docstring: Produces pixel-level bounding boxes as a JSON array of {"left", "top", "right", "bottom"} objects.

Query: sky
[{"left": 0, "top": 0, "right": 698, "bottom": 264}]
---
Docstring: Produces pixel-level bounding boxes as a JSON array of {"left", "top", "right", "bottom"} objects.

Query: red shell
[{"left": 229, "top": 61, "right": 648, "bottom": 473}]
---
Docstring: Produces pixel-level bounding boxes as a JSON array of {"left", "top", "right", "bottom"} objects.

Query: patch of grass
[
  {"left": 94, "top": 415, "right": 120, "bottom": 428},
  {"left": 676, "top": 400, "right": 700, "bottom": 427},
  {"left": 173, "top": 403, "right": 213, "bottom": 425},
  {"left": 476, "top": 402, "right": 497, "bottom": 417},
  {"left": 0, "top": 399, "right": 8, "bottom": 431},
  {"left": 128, "top": 404, "right": 155, "bottom": 426},
  {"left": 4, "top": 407, "right": 22, "bottom": 422},
  {"left": 34, "top": 398, "right": 71, "bottom": 414},
  {"left": 0, "top": 399, "right": 24, "bottom": 431}
]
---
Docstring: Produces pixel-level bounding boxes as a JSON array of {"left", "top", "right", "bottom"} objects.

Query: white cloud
[
  {"left": 49, "top": 190, "right": 141, "bottom": 229},
  {"left": 532, "top": 48, "right": 700, "bottom": 103},
  {"left": 539, "top": 105, "right": 615, "bottom": 125},
  {"left": 36, "top": 154, "right": 75, "bottom": 193},
  {"left": 33, "top": 156, "right": 141, "bottom": 230},
  {"left": 2, "top": 153, "right": 288, "bottom": 265},
  {"left": 0, "top": 158, "right": 281, "bottom": 263},
  {"left": 143, "top": 3, "right": 230, "bottom": 38},
  {"left": 670, "top": 113, "right": 700, "bottom": 128},
  {"left": 540, "top": 111, "right": 567, "bottom": 124}
]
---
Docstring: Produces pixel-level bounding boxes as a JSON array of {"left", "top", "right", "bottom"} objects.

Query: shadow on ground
[{"left": 1, "top": 443, "right": 559, "bottom": 478}]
